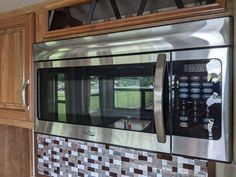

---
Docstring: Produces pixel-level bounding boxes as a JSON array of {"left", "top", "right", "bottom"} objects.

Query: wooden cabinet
[
  {"left": 38, "top": 0, "right": 228, "bottom": 41},
  {"left": 0, "top": 13, "right": 34, "bottom": 128},
  {"left": 0, "top": 124, "right": 32, "bottom": 177}
]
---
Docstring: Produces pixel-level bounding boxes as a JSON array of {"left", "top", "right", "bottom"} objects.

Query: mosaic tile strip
[{"left": 36, "top": 134, "right": 208, "bottom": 177}]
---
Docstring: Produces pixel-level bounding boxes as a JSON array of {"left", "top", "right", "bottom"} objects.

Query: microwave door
[
  {"left": 35, "top": 53, "right": 172, "bottom": 153},
  {"left": 154, "top": 54, "right": 167, "bottom": 143}
]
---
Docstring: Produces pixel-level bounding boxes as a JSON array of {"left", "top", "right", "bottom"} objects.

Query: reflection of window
[
  {"left": 114, "top": 77, "right": 153, "bottom": 109},
  {"left": 90, "top": 76, "right": 100, "bottom": 113},
  {"left": 57, "top": 74, "right": 66, "bottom": 122}
]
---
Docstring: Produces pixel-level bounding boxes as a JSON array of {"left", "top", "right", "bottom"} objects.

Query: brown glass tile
[
  {"left": 43, "top": 142, "right": 49, "bottom": 146},
  {"left": 105, "top": 144, "right": 109, "bottom": 149},
  {"left": 172, "top": 167, "right": 177, "bottom": 172},
  {"left": 134, "top": 168, "right": 143, "bottom": 174},
  {"left": 43, "top": 163, "right": 49, "bottom": 167},
  {"left": 88, "top": 159, "right": 95, "bottom": 163},
  {"left": 157, "top": 154, "right": 172, "bottom": 161},
  {"left": 183, "top": 164, "right": 194, "bottom": 170},
  {"left": 121, "top": 170, "right": 126, "bottom": 175},
  {"left": 98, "top": 156, "right": 102, "bottom": 161},
  {"left": 53, "top": 140, "right": 59, "bottom": 144},
  {"left": 138, "top": 155, "right": 147, "bottom": 161},
  {"left": 52, "top": 151, "right": 57, "bottom": 155},
  {"left": 121, "top": 157, "right": 130, "bottom": 162},
  {"left": 109, "top": 172, "right": 118, "bottom": 177},
  {"left": 78, "top": 172, "right": 84, "bottom": 177},
  {"left": 109, "top": 159, "right": 113, "bottom": 163},
  {"left": 69, "top": 162, "right": 74, "bottom": 167},
  {"left": 62, "top": 157, "right": 68, "bottom": 161},
  {"left": 37, "top": 154, "right": 41, "bottom": 158},
  {"left": 78, "top": 148, "right": 84, "bottom": 153},
  {"left": 88, "top": 167, "right": 95, "bottom": 172},
  {"left": 91, "top": 147, "right": 98, "bottom": 152},
  {"left": 44, "top": 170, "right": 49, "bottom": 175},
  {"left": 78, "top": 160, "right": 81, "bottom": 164},
  {"left": 51, "top": 158, "right": 57, "bottom": 162},
  {"left": 148, "top": 166, "right": 152, "bottom": 172},
  {"left": 68, "top": 150, "right": 71, "bottom": 154},
  {"left": 102, "top": 166, "right": 109, "bottom": 171},
  {"left": 60, "top": 149, "right": 63, "bottom": 153},
  {"left": 54, "top": 169, "right": 60, "bottom": 174}
]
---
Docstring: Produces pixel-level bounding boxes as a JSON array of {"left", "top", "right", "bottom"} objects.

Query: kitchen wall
[
  {"left": 215, "top": 0, "right": 236, "bottom": 176},
  {"left": 36, "top": 134, "right": 210, "bottom": 177}
]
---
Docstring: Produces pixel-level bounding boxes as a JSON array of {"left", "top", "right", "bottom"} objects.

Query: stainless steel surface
[
  {"left": 171, "top": 47, "right": 232, "bottom": 162},
  {"left": 154, "top": 54, "right": 167, "bottom": 143},
  {"left": 35, "top": 52, "right": 171, "bottom": 153},
  {"left": 35, "top": 121, "right": 171, "bottom": 153},
  {"left": 214, "top": 2, "right": 236, "bottom": 175},
  {"left": 33, "top": 17, "right": 232, "bottom": 61},
  {"left": 34, "top": 53, "right": 171, "bottom": 68},
  {"left": 22, "top": 79, "right": 29, "bottom": 111},
  {"left": 34, "top": 17, "right": 232, "bottom": 161}
]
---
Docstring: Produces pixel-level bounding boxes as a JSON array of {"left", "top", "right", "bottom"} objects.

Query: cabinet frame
[{"left": 42, "top": 0, "right": 227, "bottom": 40}]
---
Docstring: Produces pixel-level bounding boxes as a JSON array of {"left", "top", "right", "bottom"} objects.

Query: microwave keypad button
[
  {"left": 190, "top": 88, "right": 201, "bottom": 94},
  {"left": 179, "top": 122, "right": 188, "bottom": 128},
  {"left": 203, "top": 82, "right": 213, "bottom": 87},
  {"left": 179, "top": 116, "right": 189, "bottom": 121},
  {"left": 179, "top": 76, "right": 189, "bottom": 81},
  {"left": 202, "top": 88, "right": 213, "bottom": 94},
  {"left": 190, "top": 94, "right": 201, "bottom": 100},
  {"left": 179, "top": 82, "right": 189, "bottom": 87},
  {"left": 202, "top": 94, "right": 212, "bottom": 99},
  {"left": 179, "top": 88, "right": 189, "bottom": 93},
  {"left": 190, "top": 82, "right": 201, "bottom": 87},
  {"left": 179, "top": 94, "right": 189, "bottom": 99},
  {"left": 190, "top": 76, "right": 201, "bottom": 81}
]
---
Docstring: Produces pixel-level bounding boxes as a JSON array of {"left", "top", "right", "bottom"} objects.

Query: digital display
[{"left": 183, "top": 64, "right": 206, "bottom": 73}]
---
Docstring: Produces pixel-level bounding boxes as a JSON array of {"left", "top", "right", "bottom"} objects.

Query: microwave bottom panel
[
  {"left": 172, "top": 136, "right": 231, "bottom": 162},
  {"left": 35, "top": 120, "right": 171, "bottom": 154}
]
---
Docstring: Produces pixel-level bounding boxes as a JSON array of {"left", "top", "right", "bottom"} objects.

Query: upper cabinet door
[{"left": 0, "top": 13, "right": 34, "bottom": 125}]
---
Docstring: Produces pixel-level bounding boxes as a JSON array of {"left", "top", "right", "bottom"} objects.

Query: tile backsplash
[{"left": 36, "top": 134, "right": 209, "bottom": 177}]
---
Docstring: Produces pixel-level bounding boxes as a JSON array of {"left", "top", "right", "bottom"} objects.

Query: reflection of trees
[
  {"left": 208, "top": 73, "right": 221, "bottom": 83},
  {"left": 115, "top": 77, "right": 153, "bottom": 88}
]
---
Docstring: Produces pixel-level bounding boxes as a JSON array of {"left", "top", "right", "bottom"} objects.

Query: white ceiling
[{"left": 0, "top": 0, "right": 48, "bottom": 13}]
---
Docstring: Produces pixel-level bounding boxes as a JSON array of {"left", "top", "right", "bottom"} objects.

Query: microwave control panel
[{"left": 172, "top": 59, "right": 221, "bottom": 140}]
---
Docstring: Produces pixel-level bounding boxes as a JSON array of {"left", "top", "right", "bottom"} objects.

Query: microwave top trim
[{"left": 33, "top": 17, "right": 232, "bottom": 62}]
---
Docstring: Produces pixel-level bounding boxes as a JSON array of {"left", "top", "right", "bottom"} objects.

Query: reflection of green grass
[
  {"left": 90, "top": 95, "right": 99, "bottom": 112},
  {"left": 58, "top": 92, "right": 65, "bottom": 101},
  {"left": 58, "top": 103, "right": 66, "bottom": 122},
  {"left": 57, "top": 91, "right": 153, "bottom": 121},
  {"left": 115, "top": 91, "right": 153, "bottom": 108},
  {"left": 58, "top": 92, "right": 66, "bottom": 122}
]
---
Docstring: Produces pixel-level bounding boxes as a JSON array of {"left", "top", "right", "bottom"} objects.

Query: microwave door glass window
[
  {"left": 114, "top": 77, "right": 153, "bottom": 110},
  {"left": 37, "top": 63, "right": 165, "bottom": 134},
  {"left": 57, "top": 74, "right": 66, "bottom": 122}
]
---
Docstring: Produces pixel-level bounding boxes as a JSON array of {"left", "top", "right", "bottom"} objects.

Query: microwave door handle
[{"left": 154, "top": 54, "right": 167, "bottom": 143}]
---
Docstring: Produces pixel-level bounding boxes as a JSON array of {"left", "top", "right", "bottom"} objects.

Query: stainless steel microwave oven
[{"left": 34, "top": 17, "right": 232, "bottom": 162}]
